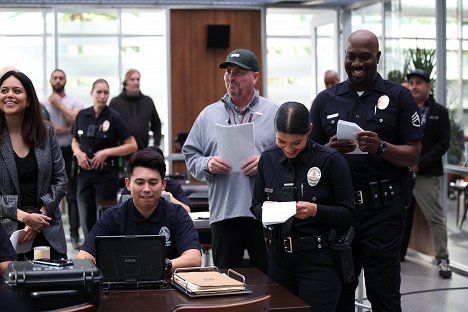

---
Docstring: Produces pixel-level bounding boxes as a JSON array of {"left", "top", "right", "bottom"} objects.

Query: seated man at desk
[
  {"left": 120, "top": 146, "right": 192, "bottom": 213},
  {"left": 76, "top": 148, "right": 202, "bottom": 274}
]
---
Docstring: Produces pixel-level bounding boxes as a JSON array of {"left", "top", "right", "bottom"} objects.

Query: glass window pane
[
  {"left": 55, "top": 10, "right": 119, "bottom": 35},
  {"left": 121, "top": 10, "right": 165, "bottom": 35},
  {"left": 267, "top": 37, "right": 312, "bottom": 107},
  {"left": 57, "top": 36, "right": 119, "bottom": 106},
  {"left": 0, "top": 11, "right": 44, "bottom": 35}
]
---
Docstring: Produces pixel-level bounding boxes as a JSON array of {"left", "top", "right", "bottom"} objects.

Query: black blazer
[{"left": 418, "top": 96, "right": 450, "bottom": 176}]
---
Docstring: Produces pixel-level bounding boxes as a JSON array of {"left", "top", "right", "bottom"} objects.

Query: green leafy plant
[{"left": 404, "top": 46, "right": 463, "bottom": 164}]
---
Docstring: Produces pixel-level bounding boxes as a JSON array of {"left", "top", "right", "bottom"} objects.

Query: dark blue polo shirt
[
  {"left": 310, "top": 73, "right": 422, "bottom": 189},
  {"left": 72, "top": 106, "right": 131, "bottom": 161},
  {"left": 81, "top": 198, "right": 201, "bottom": 259}
]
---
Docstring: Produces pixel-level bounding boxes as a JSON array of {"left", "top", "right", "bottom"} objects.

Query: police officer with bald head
[{"left": 310, "top": 29, "right": 422, "bottom": 311}]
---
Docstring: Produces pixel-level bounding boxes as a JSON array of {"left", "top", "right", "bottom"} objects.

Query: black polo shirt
[
  {"left": 310, "top": 73, "right": 422, "bottom": 188},
  {"left": 72, "top": 106, "right": 131, "bottom": 160}
]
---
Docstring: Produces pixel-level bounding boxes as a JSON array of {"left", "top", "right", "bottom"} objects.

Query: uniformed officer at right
[{"left": 310, "top": 29, "right": 422, "bottom": 312}]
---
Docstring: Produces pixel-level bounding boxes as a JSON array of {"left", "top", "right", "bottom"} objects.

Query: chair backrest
[
  {"left": 171, "top": 294, "right": 271, "bottom": 312},
  {"left": 58, "top": 303, "right": 95, "bottom": 312}
]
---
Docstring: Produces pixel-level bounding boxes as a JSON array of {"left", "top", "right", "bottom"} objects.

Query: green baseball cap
[{"left": 219, "top": 48, "right": 259, "bottom": 72}]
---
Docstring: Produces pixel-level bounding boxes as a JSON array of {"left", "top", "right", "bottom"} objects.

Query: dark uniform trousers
[
  {"left": 211, "top": 217, "right": 268, "bottom": 274},
  {"left": 269, "top": 248, "right": 342, "bottom": 312},
  {"left": 337, "top": 194, "right": 404, "bottom": 312},
  {"left": 77, "top": 167, "right": 119, "bottom": 236},
  {"left": 61, "top": 146, "right": 80, "bottom": 240}
]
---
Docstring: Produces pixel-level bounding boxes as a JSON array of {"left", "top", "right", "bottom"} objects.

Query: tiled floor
[{"left": 62, "top": 196, "right": 468, "bottom": 311}]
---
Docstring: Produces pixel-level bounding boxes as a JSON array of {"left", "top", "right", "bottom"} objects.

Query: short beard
[{"left": 52, "top": 85, "right": 64, "bottom": 93}]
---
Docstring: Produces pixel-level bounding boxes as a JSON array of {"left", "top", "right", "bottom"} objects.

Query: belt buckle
[
  {"left": 284, "top": 237, "right": 293, "bottom": 253},
  {"left": 355, "top": 191, "right": 363, "bottom": 204}
]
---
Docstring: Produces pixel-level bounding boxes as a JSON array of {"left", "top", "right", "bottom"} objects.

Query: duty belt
[
  {"left": 354, "top": 179, "right": 402, "bottom": 206},
  {"left": 283, "top": 233, "right": 330, "bottom": 253}
]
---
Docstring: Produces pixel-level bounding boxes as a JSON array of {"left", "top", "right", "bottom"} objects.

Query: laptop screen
[{"left": 95, "top": 235, "right": 166, "bottom": 287}]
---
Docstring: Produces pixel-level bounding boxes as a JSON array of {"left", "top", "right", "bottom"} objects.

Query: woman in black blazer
[{"left": 0, "top": 70, "right": 68, "bottom": 260}]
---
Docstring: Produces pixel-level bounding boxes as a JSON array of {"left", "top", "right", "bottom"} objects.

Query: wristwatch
[
  {"left": 377, "top": 140, "right": 388, "bottom": 155},
  {"left": 165, "top": 258, "right": 172, "bottom": 275}
]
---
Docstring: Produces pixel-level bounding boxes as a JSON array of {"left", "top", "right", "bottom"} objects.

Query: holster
[
  {"left": 263, "top": 225, "right": 283, "bottom": 257},
  {"left": 369, "top": 179, "right": 395, "bottom": 209},
  {"left": 331, "top": 227, "right": 355, "bottom": 283}
]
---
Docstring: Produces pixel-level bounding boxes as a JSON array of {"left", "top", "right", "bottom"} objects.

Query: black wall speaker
[{"left": 207, "top": 25, "right": 230, "bottom": 48}]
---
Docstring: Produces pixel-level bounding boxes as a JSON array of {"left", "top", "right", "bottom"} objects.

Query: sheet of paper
[
  {"left": 336, "top": 119, "right": 368, "bottom": 155},
  {"left": 215, "top": 123, "right": 255, "bottom": 171},
  {"left": 10, "top": 229, "right": 32, "bottom": 254},
  {"left": 262, "top": 201, "right": 296, "bottom": 225}
]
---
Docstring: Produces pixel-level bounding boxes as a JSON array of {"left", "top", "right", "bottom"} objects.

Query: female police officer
[
  {"left": 71, "top": 79, "right": 137, "bottom": 237},
  {"left": 251, "top": 101, "right": 355, "bottom": 311}
]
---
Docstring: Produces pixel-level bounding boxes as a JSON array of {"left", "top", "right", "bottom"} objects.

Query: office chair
[
  {"left": 170, "top": 294, "right": 270, "bottom": 312},
  {"left": 57, "top": 303, "right": 95, "bottom": 312}
]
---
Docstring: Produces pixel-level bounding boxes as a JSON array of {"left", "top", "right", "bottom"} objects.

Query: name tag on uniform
[
  {"left": 429, "top": 116, "right": 439, "bottom": 120},
  {"left": 264, "top": 188, "right": 273, "bottom": 193},
  {"left": 327, "top": 113, "right": 339, "bottom": 119}
]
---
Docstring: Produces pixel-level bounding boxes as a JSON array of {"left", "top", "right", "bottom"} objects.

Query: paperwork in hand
[
  {"left": 262, "top": 201, "right": 296, "bottom": 225},
  {"left": 336, "top": 120, "right": 367, "bottom": 154},
  {"left": 10, "top": 229, "right": 33, "bottom": 254},
  {"left": 215, "top": 123, "right": 255, "bottom": 172}
]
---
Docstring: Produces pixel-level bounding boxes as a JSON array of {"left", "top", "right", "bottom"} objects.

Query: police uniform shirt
[
  {"left": 72, "top": 106, "right": 131, "bottom": 161},
  {"left": 251, "top": 140, "right": 355, "bottom": 236},
  {"left": 81, "top": 198, "right": 201, "bottom": 259},
  {"left": 310, "top": 73, "right": 422, "bottom": 188}
]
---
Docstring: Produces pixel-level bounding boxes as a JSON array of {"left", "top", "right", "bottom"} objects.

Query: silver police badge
[
  {"left": 307, "top": 167, "right": 321, "bottom": 186},
  {"left": 102, "top": 120, "right": 110, "bottom": 132},
  {"left": 377, "top": 95, "right": 390, "bottom": 110}
]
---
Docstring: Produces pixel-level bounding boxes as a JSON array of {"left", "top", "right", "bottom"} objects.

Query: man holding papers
[
  {"left": 251, "top": 102, "right": 354, "bottom": 311},
  {"left": 183, "top": 48, "right": 279, "bottom": 273},
  {"left": 309, "top": 29, "right": 422, "bottom": 312}
]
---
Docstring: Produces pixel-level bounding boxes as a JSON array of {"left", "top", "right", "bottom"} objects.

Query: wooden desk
[{"left": 98, "top": 267, "right": 309, "bottom": 311}]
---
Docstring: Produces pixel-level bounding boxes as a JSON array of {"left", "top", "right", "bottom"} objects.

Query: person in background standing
[
  {"left": 41, "top": 69, "right": 83, "bottom": 250},
  {"left": 324, "top": 69, "right": 340, "bottom": 89},
  {"left": 109, "top": 69, "right": 162, "bottom": 149},
  {"left": 405, "top": 69, "right": 451, "bottom": 278},
  {"left": 71, "top": 79, "right": 137, "bottom": 237}
]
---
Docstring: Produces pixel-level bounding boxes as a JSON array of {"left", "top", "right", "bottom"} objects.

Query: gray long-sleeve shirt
[{"left": 182, "top": 92, "right": 279, "bottom": 224}]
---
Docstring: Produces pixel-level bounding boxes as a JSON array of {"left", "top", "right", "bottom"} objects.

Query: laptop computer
[{"left": 95, "top": 235, "right": 167, "bottom": 289}]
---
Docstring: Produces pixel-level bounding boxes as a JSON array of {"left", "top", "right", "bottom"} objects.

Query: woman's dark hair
[
  {"left": 127, "top": 148, "right": 166, "bottom": 179},
  {"left": 0, "top": 70, "right": 47, "bottom": 148},
  {"left": 274, "top": 101, "right": 310, "bottom": 135}
]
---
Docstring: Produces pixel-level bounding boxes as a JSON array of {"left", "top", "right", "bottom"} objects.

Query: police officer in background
[
  {"left": 251, "top": 102, "right": 355, "bottom": 311},
  {"left": 310, "top": 29, "right": 421, "bottom": 311},
  {"left": 71, "top": 79, "right": 137, "bottom": 236}
]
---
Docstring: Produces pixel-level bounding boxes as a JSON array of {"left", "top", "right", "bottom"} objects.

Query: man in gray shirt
[
  {"left": 183, "top": 49, "right": 279, "bottom": 273},
  {"left": 42, "top": 69, "right": 83, "bottom": 249}
]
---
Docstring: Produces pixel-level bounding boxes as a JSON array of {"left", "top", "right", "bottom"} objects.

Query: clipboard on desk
[{"left": 171, "top": 266, "right": 252, "bottom": 297}]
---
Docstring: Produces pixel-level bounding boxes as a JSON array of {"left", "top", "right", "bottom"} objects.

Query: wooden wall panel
[
  {"left": 170, "top": 9, "right": 262, "bottom": 153},
  {"left": 409, "top": 204, "right": 435, "bottom": 256}
]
